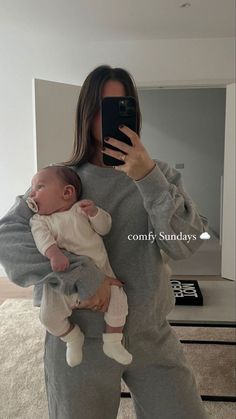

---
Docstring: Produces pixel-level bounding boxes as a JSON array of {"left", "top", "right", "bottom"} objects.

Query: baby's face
[{"left": 29, "top": 169, "right": 66, "bottom": 215}]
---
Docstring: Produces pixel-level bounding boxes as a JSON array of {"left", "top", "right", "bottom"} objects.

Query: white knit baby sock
[
  {"left": 60, "top": 325, "right": 84, "bottom": 367},
  {"left": 103, "top": 333, "right": 133, "bottom": 365}
]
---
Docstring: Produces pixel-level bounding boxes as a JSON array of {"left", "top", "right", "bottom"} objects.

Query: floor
[{"left": 0, "top": 277, "right": 33, "bottom": 305}]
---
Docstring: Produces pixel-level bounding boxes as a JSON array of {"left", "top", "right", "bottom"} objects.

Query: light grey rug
[{"left": 0, "top": 299, "right": 235, "bottom": 419}]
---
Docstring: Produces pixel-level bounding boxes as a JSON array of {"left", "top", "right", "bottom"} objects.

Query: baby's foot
[
  {"left": 61, "top": 325, "right": 84, "bottom": 367},
  {"left": 103, "top": 333, "right": 133, "bottom": 365}
]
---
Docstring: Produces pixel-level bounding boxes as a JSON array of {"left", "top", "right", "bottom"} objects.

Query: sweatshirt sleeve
[
  {"left": 134, "top": 159, "right": 209, "bottom": 261},
  {"left": 0, "top": 195, "right": 105, "bottom": 298},
  {"left": 30, "top": 215, "right": 56, "bottom": 256},
  {"left": 88, "top": 207, "right": 112, "bottom": 236}
]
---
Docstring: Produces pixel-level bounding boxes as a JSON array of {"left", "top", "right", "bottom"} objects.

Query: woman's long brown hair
[{"left": 63, "top": 65, "right": 141, "bottom": 167}]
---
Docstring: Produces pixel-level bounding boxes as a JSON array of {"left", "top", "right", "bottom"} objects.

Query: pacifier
[{"left": 26, "top": 197, "right": 39, "bottom": 213}]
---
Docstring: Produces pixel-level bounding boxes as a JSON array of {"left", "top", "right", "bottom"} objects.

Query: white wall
[
  {"left": 34, "top": 79, "right": 80, "bottom": 170},
  {"left": 221, "top": 84, "right": 235, "bottom": 280}
]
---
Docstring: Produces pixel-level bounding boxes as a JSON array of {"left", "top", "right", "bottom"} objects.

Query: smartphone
[{"left": 101, "top": 96, "right": 137, "bottom": 166}]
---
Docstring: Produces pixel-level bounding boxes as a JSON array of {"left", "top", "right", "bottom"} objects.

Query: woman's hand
[
  {"left": 102, "top": 125, "right": 156, "bottom": 181},
  {"left": 78, "top": 276, "right": 123, "bottom": 313}
]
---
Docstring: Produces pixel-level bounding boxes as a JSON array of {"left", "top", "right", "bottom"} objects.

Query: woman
[{"left": 0, "top": 65, "right": 209, "bottom": 419}]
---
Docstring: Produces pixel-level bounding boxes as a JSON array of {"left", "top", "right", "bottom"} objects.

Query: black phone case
[{"left": 101, "top": 96, "right": 137, "bottom": 166}]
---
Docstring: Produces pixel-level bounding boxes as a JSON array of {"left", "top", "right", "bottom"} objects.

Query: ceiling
[{"left": 1, "top": 0, "right": 235, "bottom": 42}]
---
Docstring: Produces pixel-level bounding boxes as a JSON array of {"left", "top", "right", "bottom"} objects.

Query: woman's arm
[
  {"left": 0, "top": 195, "right": 106, "bottom": 299},
  {"left": 103, "top": 126, "right": 208, "bottom": 261},
  {"left": 134, "top": 160, "right": 209, "bottom": 261}
]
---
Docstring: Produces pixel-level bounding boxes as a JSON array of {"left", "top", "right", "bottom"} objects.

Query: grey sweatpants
[{"left": 44, "top": 319, "right": 209, "bottom": 419}]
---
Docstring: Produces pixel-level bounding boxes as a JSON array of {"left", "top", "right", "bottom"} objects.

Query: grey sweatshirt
[{"left": 0, "top": 159, "right": 208, "bottom": 336}]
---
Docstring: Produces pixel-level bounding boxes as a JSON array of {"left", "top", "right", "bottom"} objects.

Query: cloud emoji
[{"left": 200, "top": 232, "right": 211, "bottom": 240}]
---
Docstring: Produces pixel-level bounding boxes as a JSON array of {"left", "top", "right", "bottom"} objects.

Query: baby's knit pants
[{"left": 39, "top": 259, "right": 128, "bottom": 336}]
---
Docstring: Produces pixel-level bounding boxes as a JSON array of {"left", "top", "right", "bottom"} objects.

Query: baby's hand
[
  {"left": 50, "top": 254, "right": 70, "bottom": 272},
  {"left": 79, "top": 199, "right": 98, "bottom": 217}
]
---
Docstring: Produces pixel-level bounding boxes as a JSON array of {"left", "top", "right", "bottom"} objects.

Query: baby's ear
[{"left": 63, "top": 185, "right": 75, "bottom": 200}]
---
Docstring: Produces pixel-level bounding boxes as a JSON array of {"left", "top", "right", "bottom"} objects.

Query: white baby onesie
[{"left": 30, "top": 202, "right": 113, "bottom": 274}]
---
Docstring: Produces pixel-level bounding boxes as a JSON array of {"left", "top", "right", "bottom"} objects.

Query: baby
[{"left": 26, "top": 165, "right": 132, "bottom": 367}]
